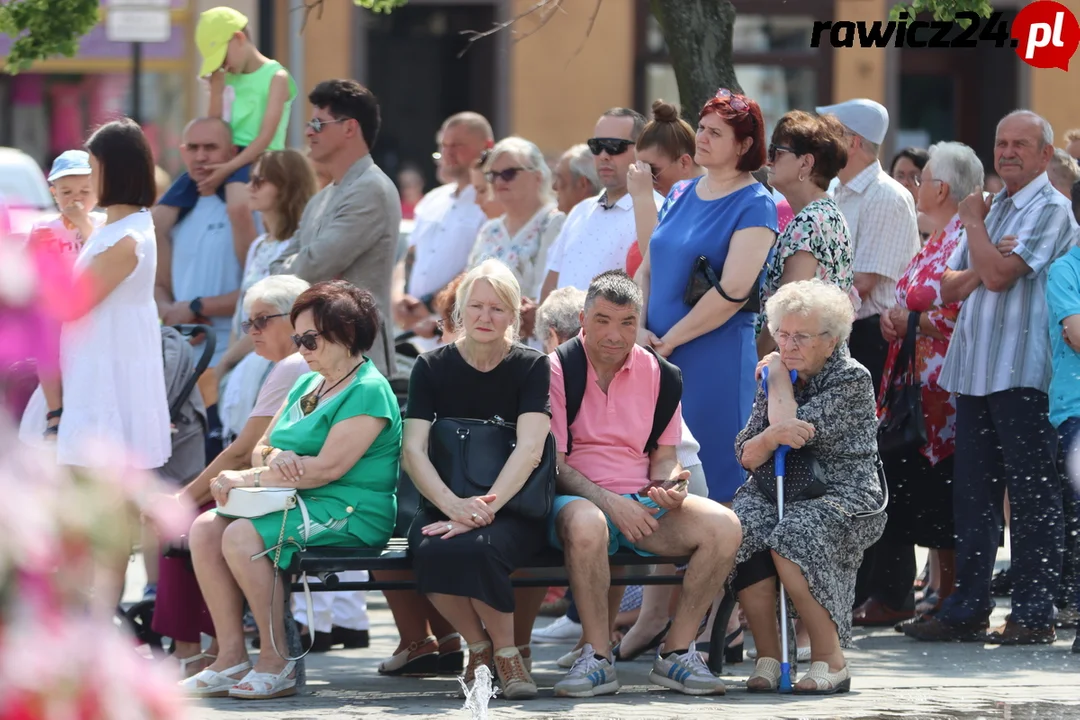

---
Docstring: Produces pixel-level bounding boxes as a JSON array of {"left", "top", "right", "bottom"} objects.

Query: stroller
[{"left": 120, "top": 324, "right": 215, "bottom": 652}]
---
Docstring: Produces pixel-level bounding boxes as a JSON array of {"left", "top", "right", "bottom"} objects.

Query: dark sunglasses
[
  {"left": 485, "top": 167, "right": 526, "bottom": 184},
  {"left": 307, "top": 117, "right": 348, "bottom": 133},
  {"left": 291, "top": 331, "right": 321, "bottom": 351},
  {"left": 249, "top": 173, "right": 268, "bottom": 190},
  {"left": 767, "top": 144, "right": 798, "bottom": 162},
  {"left": 587, "top": 137, "right": 634, "bottom": 156},
  {"left": 241, "top": 313, "right": 287, "bottom": 334}
]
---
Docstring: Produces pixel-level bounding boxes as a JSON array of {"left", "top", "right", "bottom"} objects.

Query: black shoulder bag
[
  {"left": 753, "top": 447, "right": 828, "bottom": 503},
  {"left": 684, "top": 256, "right": 763, "bottom": 314},
  {"left": 876, "top": 311, "right": 927, "bottom": 456},
  {"left": 426, "top": 416, "right": 556, "bottom": 520}
]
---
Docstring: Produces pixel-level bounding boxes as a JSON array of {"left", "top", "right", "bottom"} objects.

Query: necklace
[{"left": 300, "top": 360, "right": 364, "bottom": 415}]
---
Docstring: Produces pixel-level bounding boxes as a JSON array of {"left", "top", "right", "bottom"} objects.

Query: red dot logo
[{"left": 1011, "top": 0, "right": 1080, "bottom": 70}]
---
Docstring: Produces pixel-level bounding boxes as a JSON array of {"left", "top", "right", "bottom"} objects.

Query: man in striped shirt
[{"left": 905, "top": 110, "right": 1078, "bottom": 645}]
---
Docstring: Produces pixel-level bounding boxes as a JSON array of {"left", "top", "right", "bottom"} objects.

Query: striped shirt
[
  {"left": 939, "top": 172, "right": 1079, "bottom": 396},
  {"left": 833, "top": 160, "right": 921, "bottom": 319}
]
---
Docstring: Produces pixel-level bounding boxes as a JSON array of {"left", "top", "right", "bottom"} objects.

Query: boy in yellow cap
[{"left": 153, "top": 6, "right": 295, "bottom": 259}]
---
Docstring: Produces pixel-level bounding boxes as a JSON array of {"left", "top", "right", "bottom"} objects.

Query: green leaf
[
  {"left": 890, "top": 0, "right": 994, "bottom": 23},
  {"left": 0, "top": 0, "right": 101, "bottom": 74},
  {"left": 352, "top": 0, "right": 409, "bottom": 13}
]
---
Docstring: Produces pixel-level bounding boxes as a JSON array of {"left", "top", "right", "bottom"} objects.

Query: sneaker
[
  {"left": 557, "top": 646, "right": 583, "bottom": 669},
  {"left": 553, "top": 643, "right": 619, "bottom": 698},
  {"left": 649, "top": 642, "right": 726, "bottom": 695},
  {"left": 531, "top": 615, "right": 582, "bottom": 645},
  {"left": 494, "top": 647, "right": 538, "bottom": 700}
]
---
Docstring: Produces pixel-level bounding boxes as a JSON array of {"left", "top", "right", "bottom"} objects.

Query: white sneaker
[
  {"left": 530, "top": 615, "right": 583, "bottom": 645},
  {"left": 557, "top": 647, "right": 583, "bottom": 668}
]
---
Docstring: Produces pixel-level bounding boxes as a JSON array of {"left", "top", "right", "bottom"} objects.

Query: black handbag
[
  {"left": 683, "top": 255, "right": 761, "bottom": 313},
  {"left": 753, "top": 446, "right": 828, "bottom": 504},
  {"left": 877, "top": 311, "right": 927, "bottom": 456},
  {"left": 426, "top": 416, "right": 556, "bottom": 520}
]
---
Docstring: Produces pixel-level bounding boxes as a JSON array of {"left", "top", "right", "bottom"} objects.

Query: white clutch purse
[{"left": 217, "top": 487, "right": 298, "bottom": 519}]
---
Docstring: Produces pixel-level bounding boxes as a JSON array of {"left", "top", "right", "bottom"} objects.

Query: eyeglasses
[
  {"left": 485, "top": 167, "right": 526, "bottom": 184},
  {"left": 249, "top": 173, "right": 268, "bottom": 190},
  {"left": 476, "top": 149, "right": 490, "bottom": 168},
  {"left": 774, "top": 331, "right": 829, "bottom": 347},
  {"left": 894, "top": 172, "right": 922, "bottom": 187},
  {"left": 307, "top": 117, "right": 348, "bottom": 133},
  {"left": 648, "top": 162, "right": 672, "bottom": 183},
  {"left": 241, "top": 313, "right": 287, "bottom": 334},
  {"left": 291, "top": 331, "right": 321, "bottom": 351},
  {"left": 587, "top": 137, "right": 634, "bottom": 156},
  {"left": 767, "top": 144, "right": 798, "bottom": 162},
  {"left": 715, "top": 88, "right": 750, "bottom": 113}
]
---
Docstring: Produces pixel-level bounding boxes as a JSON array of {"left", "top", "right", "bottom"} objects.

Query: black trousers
[
  {"left": 848, "top": 315, "right": 889, "bottom": 400},
  {"left": 936, "top": 389, "right": 1063, "bottom": 628}
]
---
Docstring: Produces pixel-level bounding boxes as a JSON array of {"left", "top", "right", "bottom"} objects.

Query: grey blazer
[{"left": 272, "top": 155, "right": 402, "bottom": 377}]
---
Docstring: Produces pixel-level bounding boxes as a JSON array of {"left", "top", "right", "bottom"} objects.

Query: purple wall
[{"left": 0, "top": 18, "right": 186, "bottom": 60}]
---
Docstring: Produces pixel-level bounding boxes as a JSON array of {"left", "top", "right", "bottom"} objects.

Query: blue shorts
[
  {"left": 547, "top": 493, "right": 669, "bottom": 557},
  {"left": 159, "top": 149, "right": 251, "bottom": 210}
]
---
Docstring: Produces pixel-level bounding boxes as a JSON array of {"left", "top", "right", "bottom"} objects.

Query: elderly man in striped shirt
[{"left": 904, "top": 110, "right": 1079, "bottom": 646}]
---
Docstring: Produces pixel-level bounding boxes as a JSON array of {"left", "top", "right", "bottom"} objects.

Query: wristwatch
[{"left": 189, "top": 297, "right": 204, "bottom": 316}]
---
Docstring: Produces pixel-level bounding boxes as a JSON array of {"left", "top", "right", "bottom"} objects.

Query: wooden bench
[{"left": 286, "top": 539, "right": 737, "bottom": 674}]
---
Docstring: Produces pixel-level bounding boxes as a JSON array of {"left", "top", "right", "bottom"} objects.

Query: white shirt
[
  {"left": 545, "top": 190, "right": 664, "bottom": 292},
  {"left": 407, "top": 182, "right": 487, "bottom": 299},
  {"left": 833, "top": 161, "right": 920, "bottom": 319}
]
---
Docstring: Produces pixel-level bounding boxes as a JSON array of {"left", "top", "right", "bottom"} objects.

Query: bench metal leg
[{"left": 707, "top": 584, "right": 738, "bottom": 675}]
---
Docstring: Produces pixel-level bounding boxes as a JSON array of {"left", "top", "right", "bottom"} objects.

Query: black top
[{"left": 406, "top": 342, "right": 552, "bottom": 422}]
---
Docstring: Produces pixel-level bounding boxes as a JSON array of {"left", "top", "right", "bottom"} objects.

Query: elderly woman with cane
[{"left": 731, "top": 279, "right": 886, "bottom": 694}]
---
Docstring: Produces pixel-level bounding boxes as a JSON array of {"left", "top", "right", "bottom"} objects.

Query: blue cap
[{"left": 48, "top": 150, "right": 92, "bottom": 182}]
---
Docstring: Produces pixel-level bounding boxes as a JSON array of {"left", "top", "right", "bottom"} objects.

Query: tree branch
[
  {"left": 566, "top": 0, "right": 603, "bottom": 65},
  {"left": 458, "top": 0, "right": 603, "bottom": 59}
]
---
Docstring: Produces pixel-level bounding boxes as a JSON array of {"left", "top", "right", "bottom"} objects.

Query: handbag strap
[
  {"left": 879, "top": 311, "right": 920, "bottom": 413},
  {"left": 253, "top": 495, "right": 315, "bottom": 663}
]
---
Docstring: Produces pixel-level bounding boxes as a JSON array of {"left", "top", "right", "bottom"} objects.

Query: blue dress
[{"left": 647, "top": 178, "right": 778, "bottom": 502}]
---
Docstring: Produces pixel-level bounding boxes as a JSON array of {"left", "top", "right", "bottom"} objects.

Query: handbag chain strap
[{"left": 263, "top": 496, "right": 315, "bottom": 663}]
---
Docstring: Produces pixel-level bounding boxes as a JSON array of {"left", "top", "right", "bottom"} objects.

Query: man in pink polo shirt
[{"left": 547, "top": 270, "right": 742, "bottom": 698}]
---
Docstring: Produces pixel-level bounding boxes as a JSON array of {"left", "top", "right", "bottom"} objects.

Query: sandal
[
  {"left": 793, "top": 661, "right": 850, "bottom": 695},
  {"left": 612, "top": 619, "right": 671, "bottom": 662},
  {"left": 179, "top": 661, "right": 251, "bottom": 698},
  {"left": 229, "top": 660, "right": 298, "bottom": 700},
  {"left": 746, "top": 657, "right": 782, "bottom": 693},
  {"left": 177, "top": 652, "right": 216, "bottom": 678},
  {"left": 436, "top": 633, "right": 464, "bottom": 676},
  {"left": 379, "top": 636, "right": 438, "bottom": 677}
]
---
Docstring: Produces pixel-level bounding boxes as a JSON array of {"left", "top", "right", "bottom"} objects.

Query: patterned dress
[
  {"left": 756, "top": 197, "right": 854, "bottom": 334},
  {"left": 877, "top": 215, "right": 963, "bottom": 465},
  {"left": 732, "top": 347, "right": 887, "bottom": 646},
  {"left": 468, "top": 203, "right": 565, "bottom": 297}
]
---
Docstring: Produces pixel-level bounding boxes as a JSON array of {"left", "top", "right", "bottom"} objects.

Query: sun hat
[{"left": 196, "top": 7, "right": 248, "bottom": 78}]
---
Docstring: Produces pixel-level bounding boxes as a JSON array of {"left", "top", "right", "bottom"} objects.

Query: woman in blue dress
[{"left": 638, "top": 89, "right": 778, "bottom": 503}]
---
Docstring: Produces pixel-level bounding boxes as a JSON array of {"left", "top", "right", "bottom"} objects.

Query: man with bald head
[
  {"left": 905, "top": 110, "right": 1078, "bottom": 646},
  {"left": 394, "top": 111, "right": 492, "bottom": 346}
]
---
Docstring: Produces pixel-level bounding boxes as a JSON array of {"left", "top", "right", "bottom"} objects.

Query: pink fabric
[
  {"left": 152, "top": 502, "right": 216, "bottom": 643},
  {"left": 249, "top": 353, "right": 310, "bottom": 417},
  {"left": 549, "top": 333, "right": 682, "bottom": 494},
  {"left": 776, "top": 199, "right": 795, "bottom": 233}
]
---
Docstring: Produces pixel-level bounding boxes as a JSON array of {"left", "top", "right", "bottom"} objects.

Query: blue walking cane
[{"left": 761, "top": 364, "right": 798, "bottom": 693}]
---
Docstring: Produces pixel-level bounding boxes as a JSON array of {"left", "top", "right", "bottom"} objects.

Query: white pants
[{"left": 291, "top": 570, "right": 370, "bottom": 633}]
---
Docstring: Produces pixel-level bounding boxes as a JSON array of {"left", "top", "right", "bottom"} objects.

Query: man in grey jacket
[{"left": 272, "top": 79, "right": 402, "bottom": 377}]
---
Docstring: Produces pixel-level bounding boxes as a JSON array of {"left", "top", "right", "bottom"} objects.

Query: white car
[{"left": 0, "top": 148, "right": 54, "bottom": 243}]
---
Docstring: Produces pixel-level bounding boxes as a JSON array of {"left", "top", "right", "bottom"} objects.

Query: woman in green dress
[{"left": 185, "top": 280, "right": 402, "bottom": 701}]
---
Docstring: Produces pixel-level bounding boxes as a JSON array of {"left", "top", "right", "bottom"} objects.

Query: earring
[{"left": 798, "top": 174, "right": 806, "bottom": 183}]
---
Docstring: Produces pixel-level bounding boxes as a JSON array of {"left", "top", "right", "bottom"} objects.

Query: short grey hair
[
  {"left": 926, "top": 141, "right": 984, "bottom": 203},
  {"left": 485, "top": 136, "right": 553, "bottom": 203},
  {"left": 584, "top": 270, "right": 642, "bottom": 314},
  {"left": 765, "top": 279, "right": 854, "bottom": 345},
  {"left": 857, "top": 135, "right": 880, "bottom": 157},
  {"left": 997, "top": 109, "right": 1054, "bottom": 147},
  {"left": 535, "top": 286, "right": 586, "bottom": 344},
  {"left": 563, "top": 143, "right": 601, "bottom": 195},
  {"left": 243, "top": 274, "right": 311, "bottom": 316},
  {"left": 1050, "top": 148, "right": 1080, "bottom": 186}
]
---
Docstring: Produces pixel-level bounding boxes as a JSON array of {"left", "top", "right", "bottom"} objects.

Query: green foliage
[
  {"left": 890, "top": 0, "right": 994, "bottom": 23},
  {"left": 353, "top": 0, "right": 408, "bottom": 12},
  {"left": 0, "top": 0, "right": 100, "bottom": 73}
]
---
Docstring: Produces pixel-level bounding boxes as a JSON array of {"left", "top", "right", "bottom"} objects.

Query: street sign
[{"left": 105, "top": 0, "right": 172, "bottom": 44}]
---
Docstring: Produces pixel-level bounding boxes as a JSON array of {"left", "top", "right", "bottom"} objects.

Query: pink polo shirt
[{"left": 549, "top": 336, "right": 683, "bottom": 495}]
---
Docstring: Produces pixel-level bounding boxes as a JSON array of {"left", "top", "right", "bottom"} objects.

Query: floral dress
[
  {"left": 467, "top": 204, "right": 565, "bottom": 298},
  {"left": 877, "top": 215, "right": 964, "bottom": 465},
  {"left": 756, "top": 197, "right": 854, "bottom": 334}
]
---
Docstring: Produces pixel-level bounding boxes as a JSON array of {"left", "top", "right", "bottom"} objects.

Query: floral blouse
[
  {"left": 757, "top": 197, "right": 854, "bottom": 333},
  {"left": 877, "top": 214, "right": 964, "bottom": 465},
  {"left": 468, "top": 203, "right": 565, "bottom": 298}
]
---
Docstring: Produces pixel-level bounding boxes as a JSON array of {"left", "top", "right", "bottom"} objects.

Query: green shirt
[
  {"left": 225, "top": 60, "right": 296, "bottom": 149},
  {"left": 270, "top": 359, "right": 401, "bottom": 547}
]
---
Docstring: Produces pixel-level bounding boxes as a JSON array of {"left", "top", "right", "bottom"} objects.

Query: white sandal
[
  {"left": 179, "top": 661, "right": 252, "bottom": 698},
  {"left": 228, "top": 660, "right": 298, "bottom": 699},
  {"left": 793, "top": 661, "right": 850, "bottom": 695},
  {"left": 177, "top": 652, "right": 216, "bottom": 678},
  {"left": 746, "top": 657, "right": 782, "bottom": 693}
]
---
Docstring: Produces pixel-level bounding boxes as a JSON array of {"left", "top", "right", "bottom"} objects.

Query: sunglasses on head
[
  {"left": 307, "top": 117, "right": 349, "bottom": 133},
  {"left": 715, "top": 88, "right": 750, "bottom": 113},
  {"left": 587, "top": 137, "right": 634, "bottom": 156},
  {"left": 767, "top": 144, "right": 798, "bottom": 162},
  {"left": 485, "top": 167, "right": 526, "bottom": 183},
  {"left": 291, "top": 331, "right": 321, "bottom": 351},
  {"left": 241, "top": 313, "right": 286, "bottom": 334}
]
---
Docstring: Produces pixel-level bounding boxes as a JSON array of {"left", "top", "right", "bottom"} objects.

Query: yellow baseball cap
[{"left": 196, "top": 7, "right": 249, "bottom": 78}]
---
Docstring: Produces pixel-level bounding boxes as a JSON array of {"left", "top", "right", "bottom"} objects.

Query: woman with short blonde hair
[{"left": 403, "top": 258, "right": 552, "bottom": 700}]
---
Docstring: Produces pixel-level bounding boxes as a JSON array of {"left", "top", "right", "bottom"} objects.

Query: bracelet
[
  {"left": 253, "top": 469, "right": 262, "bottom": 488},
  {"left": 261, "top": 445, "right": 275, "bottom": 463}
]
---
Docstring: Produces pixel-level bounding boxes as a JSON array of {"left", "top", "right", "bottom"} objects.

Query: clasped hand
[{"left": 422, "top": 494, "right": 497, "bottom": 540}]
